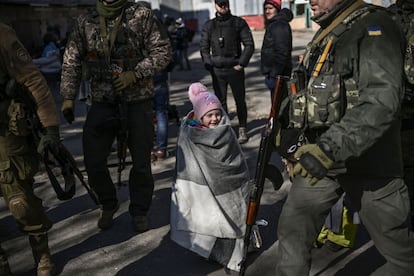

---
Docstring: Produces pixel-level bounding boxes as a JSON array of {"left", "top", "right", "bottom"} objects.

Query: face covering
[{"left": 96, "top": 0, "right": 128, "bottom": 19}]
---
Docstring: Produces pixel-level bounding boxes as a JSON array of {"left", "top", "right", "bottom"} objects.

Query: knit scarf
[{"left": 96, "top": 0, "right": 128, "bottom": 19}]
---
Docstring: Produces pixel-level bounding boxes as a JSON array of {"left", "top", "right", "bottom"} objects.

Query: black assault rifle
[
  {"left": 6, "top": 79, "right": 99, "bottom": 205},
  {"left": 116, "top": 92, "right": 128, "bottom": 188},
  {"left": 239, "top": 75, "right": 287, "bottom": 275}
]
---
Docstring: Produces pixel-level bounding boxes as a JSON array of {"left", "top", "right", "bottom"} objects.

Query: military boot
[
  {"left": 29, "top": 234, "right": 56, "bottom": 276},
  {"left": 238, "top": 127, "right": 249, "bottom": 144},
  {"left": 0, "top": 246, "right": 13, "bottom": 276}
]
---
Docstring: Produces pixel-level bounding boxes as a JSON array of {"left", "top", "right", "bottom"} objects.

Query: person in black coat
[{"left": 260, "top": 0, "right": 293, "bottom": 98}]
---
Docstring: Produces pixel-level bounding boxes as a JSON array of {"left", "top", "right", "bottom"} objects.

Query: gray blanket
[{"left": 170, "top": 113, "right": 250, "bottom": 271}]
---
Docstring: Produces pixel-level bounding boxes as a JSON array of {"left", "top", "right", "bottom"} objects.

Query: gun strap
[
  {"left": 313, "top": 0, "right": 365, "bottom": 45},
  {"left": 99, "top": 10, "right": 124, "bottom": 64}
]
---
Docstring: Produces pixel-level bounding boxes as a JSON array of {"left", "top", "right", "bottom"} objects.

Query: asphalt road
[{"left": 0, "top": 29, "right": 388, "bottom": 276}]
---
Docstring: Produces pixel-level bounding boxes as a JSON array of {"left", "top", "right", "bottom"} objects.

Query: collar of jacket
[
  {"left": 96, "top": 0, "right": 128, "bottom": 19},
  {"left": 215, "top": 12, "right": 232, "bottom": 21},
  {"left": 312, "top": 0, "right": 357, "bottom": 29}
]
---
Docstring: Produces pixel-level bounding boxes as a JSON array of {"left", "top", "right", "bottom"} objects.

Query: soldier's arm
[
  {"left": 60, "top": 17, "right": 85, "bottom": 100},
  {"left": 132, "top": 8, "right": 171, "bottom": 79},
  {"left": 319, "top": 14, "right": 404, "bottom": 162},
  {"left": 0, "top": 24, "right": 59, "bottom": 127}
]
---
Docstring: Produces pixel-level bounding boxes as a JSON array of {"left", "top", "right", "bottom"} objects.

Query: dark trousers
[
  {"left": 211, "top": 67, "right": 247, "bottom": 127},
  {"left": 275, "top": 175, "right": 414, "bottom": 275},
  {"left": 83, "top": 101, "right": 154, "bottom": 216}
]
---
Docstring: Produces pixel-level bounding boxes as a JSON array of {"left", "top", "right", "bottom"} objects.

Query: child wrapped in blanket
[{"left": 170, "top": 82, "right": 251, "bottom": 272}]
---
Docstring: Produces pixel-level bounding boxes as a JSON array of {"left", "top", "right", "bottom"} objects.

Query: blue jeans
[{"left": 153, "top": 81, "right": 169, "bottom": 151}]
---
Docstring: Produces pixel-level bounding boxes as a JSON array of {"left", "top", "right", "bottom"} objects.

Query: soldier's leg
[
  {"left": 212, "top": 68, "right": 229, "bottom": 113},
  {"left": 357, "top": 178, "right": 414, "bottom": 275},
  {"left": 0, "top": 243, "right": 12, "bottom": 276},
  {"left": 0, "top": 157, "right": 54, "bottom": 275},
  {"left": 275, "top": 175, "right": 341, "bottom": 275},
  {"left": 83, "top": 102, "right": 118, "bottom": 210},
  {"left": 127, "top": 101, "right": 154, "bottom": 232}
]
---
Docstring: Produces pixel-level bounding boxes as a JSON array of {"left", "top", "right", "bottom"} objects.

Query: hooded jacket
[{"left": 260, "top": 8, "right": 293, "bottom": 78}]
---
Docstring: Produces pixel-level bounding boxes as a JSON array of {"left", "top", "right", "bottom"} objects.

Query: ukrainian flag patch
[{"left": 367, "top": 26, "right": 382, "bottom": 36}]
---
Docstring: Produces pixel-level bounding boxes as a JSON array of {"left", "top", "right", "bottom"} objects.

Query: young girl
[{"left": 170, "top": 82, "right": 250, "bottom": 272}]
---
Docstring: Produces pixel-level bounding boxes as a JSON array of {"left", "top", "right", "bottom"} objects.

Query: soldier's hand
[
  {"left": 38, "top": 126, "right": 60, "bottom": 155},
  {"left": 112, "top": 71, "right": 137, "bottom": 92},
  {"left": 293, "top": 143, "right": 334, "bottom": 185},
  {"left": 61, "top": 99, "right": 74, "bottom": 124}
]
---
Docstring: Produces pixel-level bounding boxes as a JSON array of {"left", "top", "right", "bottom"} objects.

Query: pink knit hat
[{"left": 188, "top": 82, "right": 222, "bottom": 121}]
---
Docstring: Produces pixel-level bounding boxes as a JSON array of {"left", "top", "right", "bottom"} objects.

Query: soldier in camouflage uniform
[
  {"left": 0, "top": 22, "right": 60, "bottom": 276},
  {"left": 60, "top": 0, "right": 171, "bottom": 232},
  {"left": 274, "top": 0, "right": 414, "bottom": 274}
]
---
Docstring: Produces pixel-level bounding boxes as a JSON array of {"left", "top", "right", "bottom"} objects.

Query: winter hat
[
  {"left": 188, "top": 82, "right": 222, "bottom": 121},
  {"left": 264, "top": 0, "right": 281, "bottom": 11},
  {"left": 215, "top": 0, "right": 229, "bottom": 4},
  {"left": 175, "top": 17, "right": 185, "bottom": 28}
]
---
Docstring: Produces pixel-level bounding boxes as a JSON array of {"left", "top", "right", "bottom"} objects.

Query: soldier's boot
[
  {"left": 238, "top": 127, "right": 249, "bottom": 144},
  {"left": 29, "top": 234, "right": 56, "bottom": 276},
  {"left": 0, "top": 246, "right": 13, "bottom": 276}
]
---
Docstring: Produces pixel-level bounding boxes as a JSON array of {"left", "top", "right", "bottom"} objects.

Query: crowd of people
[{"left": 1, "top": 0, "right": 414, "bottom": 275}]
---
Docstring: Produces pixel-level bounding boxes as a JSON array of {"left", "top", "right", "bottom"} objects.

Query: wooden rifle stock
[{"left": 239, "top": 76, "right": 287, "bottom": 275}]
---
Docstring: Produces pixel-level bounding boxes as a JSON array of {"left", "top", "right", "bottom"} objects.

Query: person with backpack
[
  {"left": 273, "top": 0, "right": 414, "bottom": 274},
  {"left": 200, "top": 0, "right": 254, "bottom": 144}
]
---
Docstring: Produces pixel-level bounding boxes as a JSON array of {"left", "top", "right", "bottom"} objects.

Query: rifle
[
  {"left": 239, "top": 75, "right": 287, "bottom": 275},
  {"left": 5, "top": 79, "right": 99, "bottom": 205}
]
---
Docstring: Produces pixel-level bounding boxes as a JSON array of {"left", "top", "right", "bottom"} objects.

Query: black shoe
[
  {"left": 97, "top": 204, "right": 119, "bottom": 230},
  {"left": 133, "top": 215, "right": 149, "bottom": 233}
]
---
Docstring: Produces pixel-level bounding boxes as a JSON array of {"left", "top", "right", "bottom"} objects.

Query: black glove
[
  {"left": 61, "top": 99, "right": 74, "bottom": 124},
  {"left": 204, "top": 63, "right": 213, "bottom": 72},
  {"left": 38, "top": 126, "right": 60, "bottom": 155}
]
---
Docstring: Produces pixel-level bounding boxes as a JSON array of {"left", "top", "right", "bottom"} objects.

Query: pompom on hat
[
  {"left": 264, "top": 0, "right": 281, "bottom": 11},
  {"left": 188, "top": 82, "right": 222, "bottom": 121}
]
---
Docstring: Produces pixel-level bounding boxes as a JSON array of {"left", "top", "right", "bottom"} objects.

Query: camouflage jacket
[
  {"left": 0, "top": 22, "right": 59, "bottom": 128},
  {"left": 60, "top": 4, "right": 171, "bottom": 103}
]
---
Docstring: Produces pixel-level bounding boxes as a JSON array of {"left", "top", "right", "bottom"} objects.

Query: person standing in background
[
  {"left": 200, "top": 0, "right": 254, "bottom": 144},
  {"left": 260, "top": 0, "right": 293, "bottom": 98}
]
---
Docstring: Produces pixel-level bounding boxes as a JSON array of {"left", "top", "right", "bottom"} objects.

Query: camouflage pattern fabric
[{"left": 60, "top": 3, "right": 171, "bottom": 103}]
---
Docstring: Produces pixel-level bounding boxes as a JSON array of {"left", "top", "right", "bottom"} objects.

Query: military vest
[{"left": 287, "top": 5, "right": 377, "bottom": 130}]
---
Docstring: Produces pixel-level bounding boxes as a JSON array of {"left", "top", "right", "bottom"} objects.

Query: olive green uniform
[
  {"left": 275, "top": 1, "right": 414, "bottom": 275},
  {"left": 0, "top": 22, "right": 60, "bottom": 274}
]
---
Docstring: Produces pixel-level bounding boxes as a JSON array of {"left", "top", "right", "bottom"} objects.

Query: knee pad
[{"left": 8, "top": 195, "right": 29, "bottom": 221}]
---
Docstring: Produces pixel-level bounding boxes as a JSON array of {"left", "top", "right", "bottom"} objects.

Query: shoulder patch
[
  {"left": 367, "top": 26, "right": 382, "bottom": 36},
  {"left": 12, "top": 41, "right": 30, "bottom": 63}
]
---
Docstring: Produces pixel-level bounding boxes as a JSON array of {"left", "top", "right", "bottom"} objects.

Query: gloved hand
[
  {"left": 112, "top": 71, "right": 137, "bottom": 92},
  {"left": 204, "top": 63, "right": 213, "bottom": 72},
  {"left": 61, "top": 99, "right": 74, "bottom": 124},
  {"left": 293, "top": 143, "right": 334, "bottom": 185},
  {"left": 37, "top": 126, "right": 60, "bottom": 155}
]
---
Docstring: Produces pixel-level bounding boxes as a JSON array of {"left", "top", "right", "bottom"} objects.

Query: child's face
[{"left": 201, "top": 109, "right": 222, "bottom": 128}]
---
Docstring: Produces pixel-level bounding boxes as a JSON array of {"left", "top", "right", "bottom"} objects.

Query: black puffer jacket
[
  {"left": 260, "top": 8, "right": 293, "bottom": 78},
  {"left": 200, "top": 13, "right": 254, "bottom": 68}
]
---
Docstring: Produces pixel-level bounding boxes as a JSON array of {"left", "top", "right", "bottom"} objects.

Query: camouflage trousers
[{"left": 0, "top": 134, "right": 52, "bottom": 234}]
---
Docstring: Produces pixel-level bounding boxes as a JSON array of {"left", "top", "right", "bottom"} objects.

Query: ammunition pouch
[
  {"left": 307, "top": 74, "right": 345, "bottom": 128},
  {"left": 7, "top": 99, "right": 31, "bottom": 136},
  {"left": 288, "top": 73, "right": 346, "bottom": 129}
]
